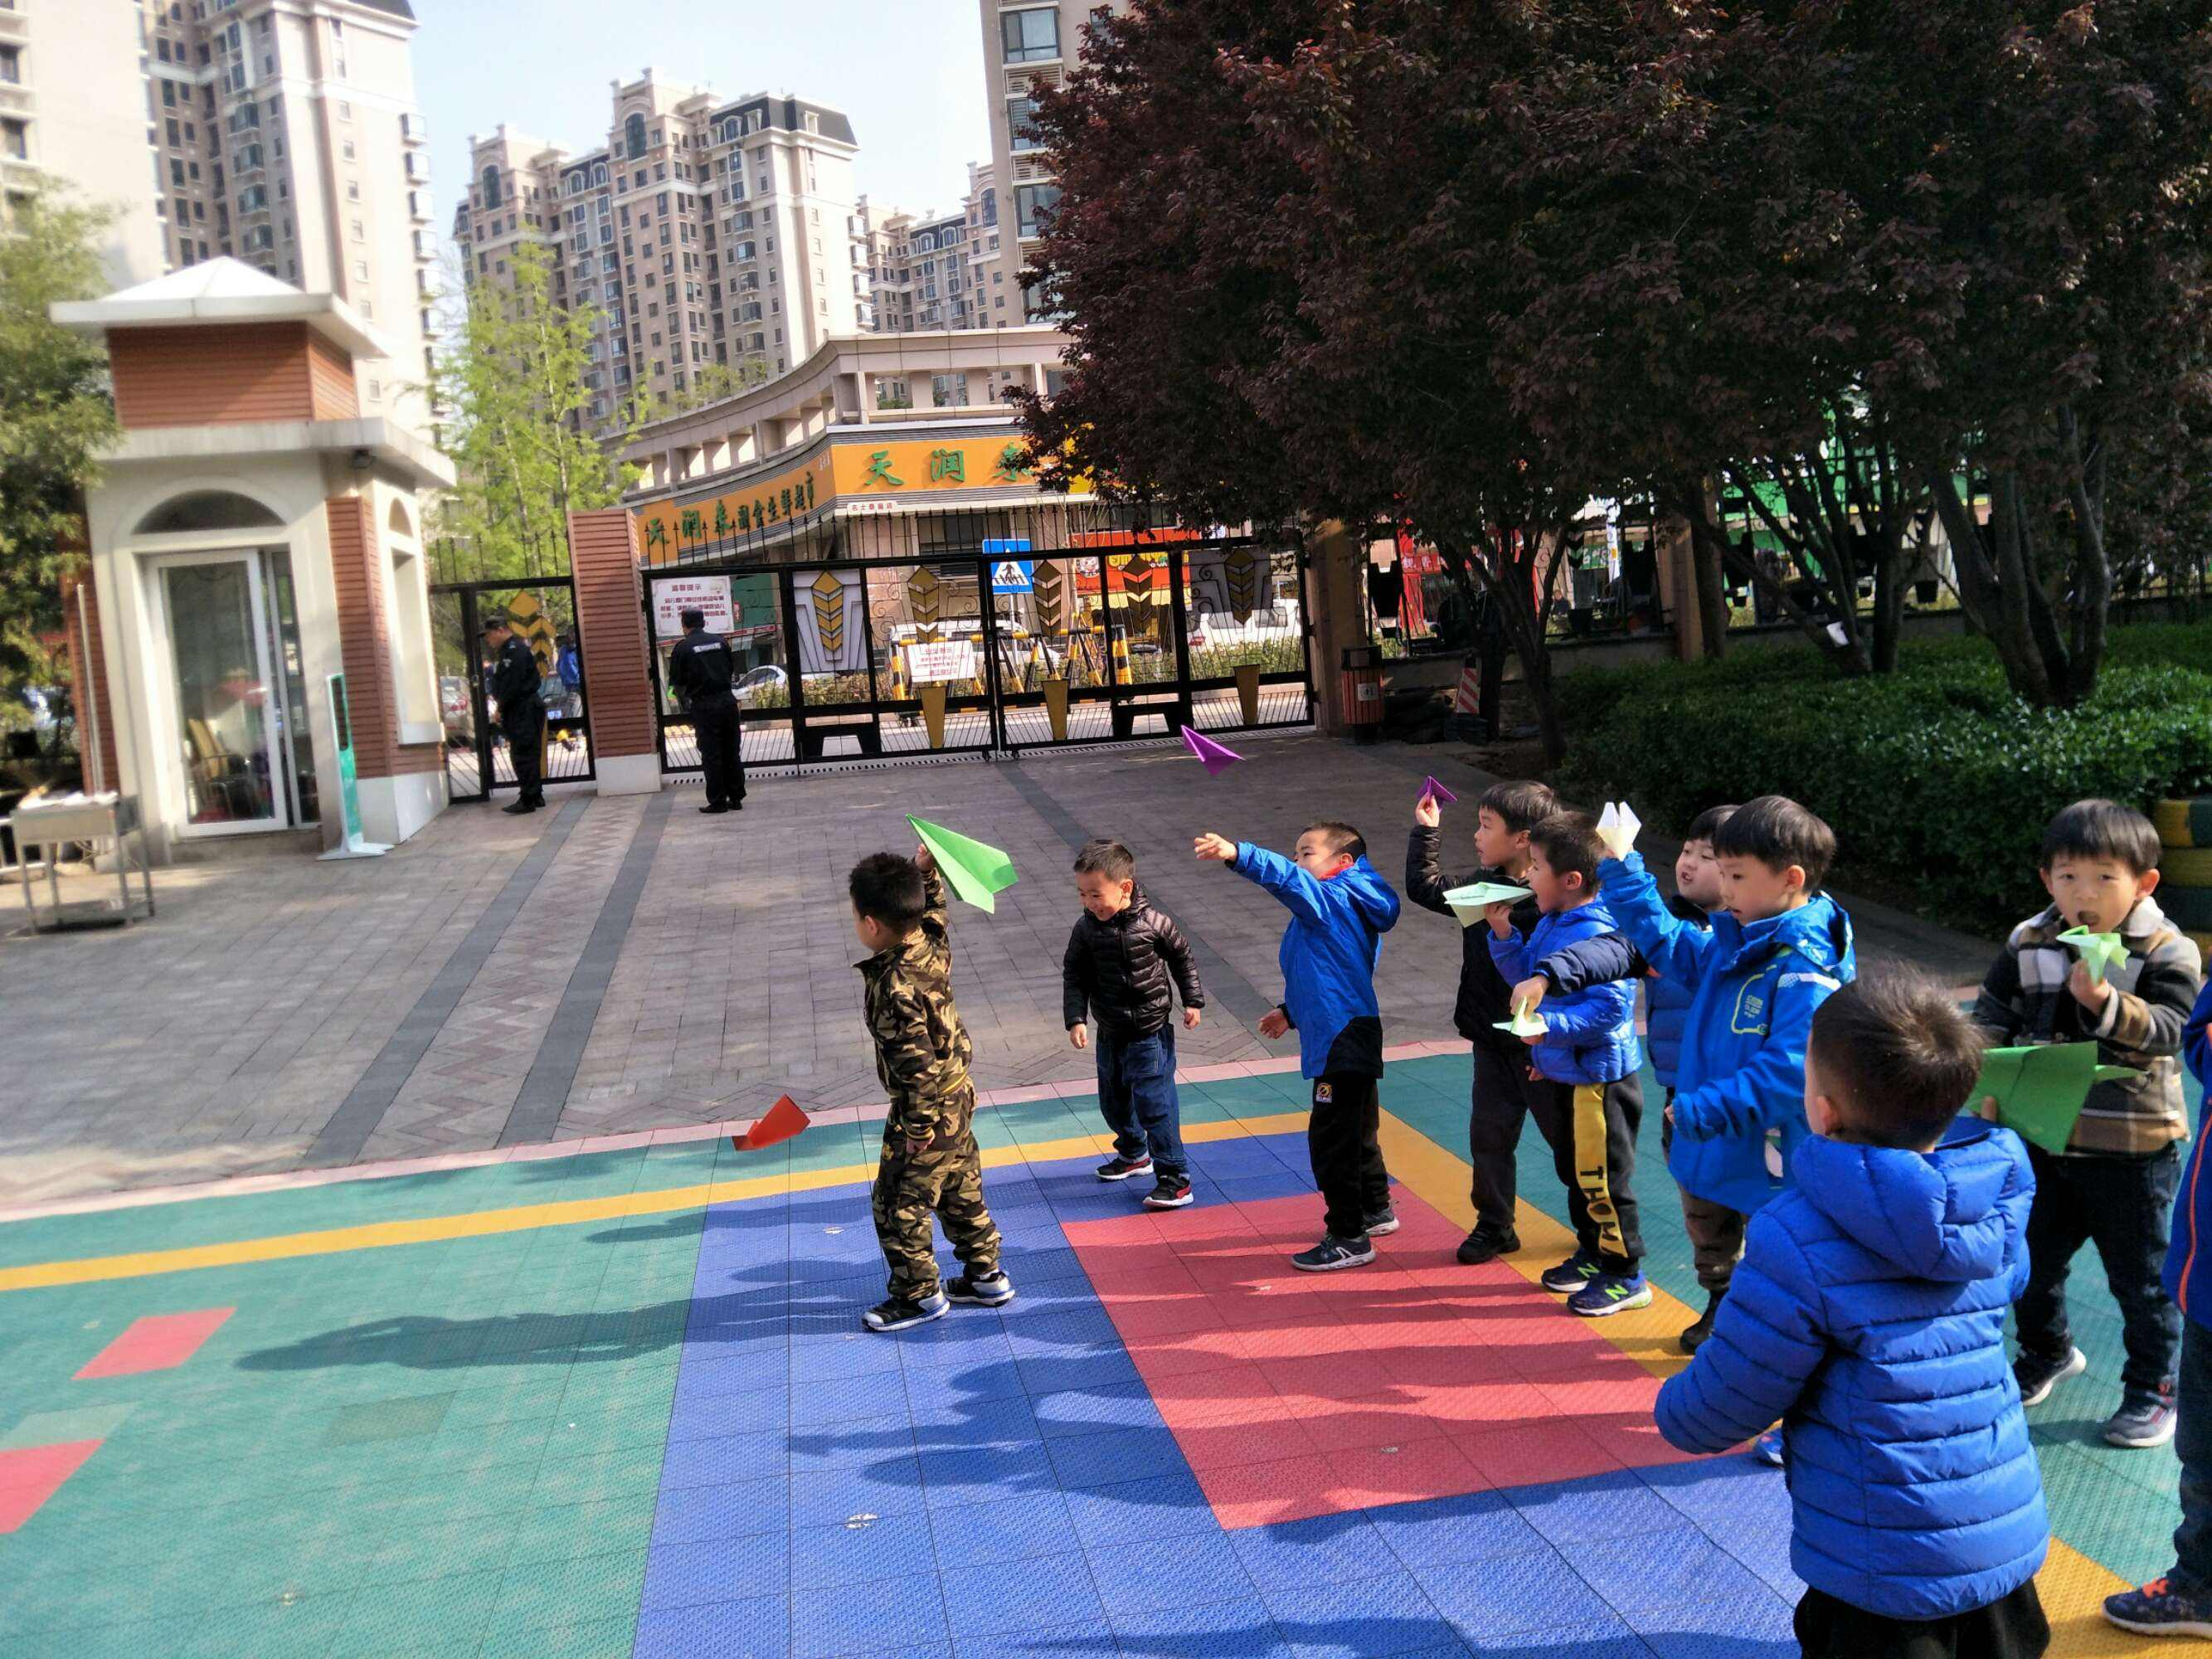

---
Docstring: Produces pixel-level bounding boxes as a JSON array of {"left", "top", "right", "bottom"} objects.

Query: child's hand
[
  {"left": 1485, "top": 900, "right": 1518, "bottom": 940},
  {"left": 1258, "top": 1008, "right": 1291, "bottom": 1039},
  {"left": 1413, "top": 793, "right": 1441, "bottom": 830},
  {"left": 1069, "top": 1024, "right": 1088, "bottom": 1050},
  {"left": 1977, "top": 1095, "right": 2001, "bottom": 1121},
  {"left": 1510, "top": 976, "right": 1548, "bottom": 1016},
  {"left": 1519, "top": 1025, "right": 1544, "bottom": 1048},
  {"left": 2067, "top": 962, "right": 2114, "bottom": 1014},
  {"left": 1183, "top": 1005, "right": 1202, "bottom": 1030},
  {"left": 1194, "top": 833, "right": 1237, "bottom": 863},
  {"left": 913, "top": 842, "right": 936, "bottom": 874}
]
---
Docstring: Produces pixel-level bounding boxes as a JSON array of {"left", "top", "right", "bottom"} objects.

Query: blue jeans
[
  {"left": 2173, "top": 1317, "right": 2212, "bottom": 1593},
  {"left": 1096, "top": 1025, "right": 1184, "bottom": 1180}
]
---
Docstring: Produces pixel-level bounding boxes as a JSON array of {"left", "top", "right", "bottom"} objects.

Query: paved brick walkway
[{"left": 0, "top": 733, "right": 1996, "bottom": 1210}]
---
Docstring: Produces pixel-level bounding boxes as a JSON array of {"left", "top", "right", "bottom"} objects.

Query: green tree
[
  {"left": 0, "top": 189, "right": 119, "bottom": 715},
  {"left": 426, "top": 240, "right": 637, "bottom": 578},
  {"left": 625, "top": 355, "right": 771, "bottom": 427}
]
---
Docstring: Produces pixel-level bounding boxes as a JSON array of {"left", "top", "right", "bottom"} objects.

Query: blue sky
[{"left": 411, "top": 0, "right": 993, "bottom": 240}]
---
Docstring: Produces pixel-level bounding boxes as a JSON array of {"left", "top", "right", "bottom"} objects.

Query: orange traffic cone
[{"left": 732, "top": 1095, "right": 810, "bottom": 1151}]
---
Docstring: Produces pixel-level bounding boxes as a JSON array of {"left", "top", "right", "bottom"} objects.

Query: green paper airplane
[
  {"left": 1973, "top": 1042, "right": 2137, "bottom": 1155},
  {"left": 1445, "top": 882, "right": 1534, "bottom": 928},
  {"left": 2056, "top": 927, "right": 2129, "bottom": 985},
  {"left": 1493, "top": 1003, "right": 1548, "bottom": 1039},
  {"left": 907, "top": 815, "right": 1018, "bottom": 913}
]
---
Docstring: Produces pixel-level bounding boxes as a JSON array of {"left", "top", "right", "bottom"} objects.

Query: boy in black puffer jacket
[{"left": 1064, "top": 839, "right": 1206, "bottom": 1209}]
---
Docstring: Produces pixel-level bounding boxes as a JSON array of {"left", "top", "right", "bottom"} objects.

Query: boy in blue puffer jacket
[
  {"left": 1485, "top": 811, "right": 1649, "bottom": 1316},
  {"left": 1657, "top": 971, "right": 2050, "bottom": 1659},
  {"left": 1197, "top": 821, "right": 1402, "bottom": 1272}
]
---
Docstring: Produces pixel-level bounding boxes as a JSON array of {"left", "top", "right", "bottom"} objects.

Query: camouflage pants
[{"left": 872, "top": 1128, "right": 1000, "bottom": 1302}]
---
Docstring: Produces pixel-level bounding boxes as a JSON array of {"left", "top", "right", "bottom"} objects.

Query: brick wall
[
  {"left": 58, "top": 552, "right": 117, "bottom": 795},
  {"left": 110, "top": 323, "right": 358, "bottom": 429},
  {"left": 567, "top": 508, "right": 658, "bottom": 762}
]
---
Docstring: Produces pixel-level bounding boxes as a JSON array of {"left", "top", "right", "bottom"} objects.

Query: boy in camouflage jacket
[{"left": 850, "top": 844, "right": 1009, "bottom": 1332}]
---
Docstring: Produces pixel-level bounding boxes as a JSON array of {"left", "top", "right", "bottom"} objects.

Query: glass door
[{"left": 159, "top": 552, "right": 284, "bottom": 833}]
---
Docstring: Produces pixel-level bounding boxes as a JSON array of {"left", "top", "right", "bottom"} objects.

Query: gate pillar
[{"left": 567, "top": 508, "right": 662, "bottom": 795}]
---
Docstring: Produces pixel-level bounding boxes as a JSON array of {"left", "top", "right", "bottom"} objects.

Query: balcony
[
  {"left": 399, "top": 111, "right": 427, "bottom": 146},
  {"left": 0, "top": 11, "right": 27, "bottom": 41},
  {"left": 407, "top": 188, "right": 431, "bottom": 222},
  {"left": 404, "top": 151, "right": 429, "bottom": 183}
]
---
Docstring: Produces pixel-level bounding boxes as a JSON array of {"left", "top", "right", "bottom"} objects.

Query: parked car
[
  {"left": 733, "top": 664, "right": 789, "bottom": 708},
  {"left": 439, "top": 676, "right": 470, "bottom": 724}
]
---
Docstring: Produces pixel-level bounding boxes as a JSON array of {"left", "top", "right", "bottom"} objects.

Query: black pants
[
  {"left": 2016, "top": 1141, "right": 2182, "bottom": 1396},
  {"left": 693, "top": 698, "right": 744, "bottom": 808},
  {"left": 504, "top": 710, "right": 545, "bottom": 805},
  {"left": 1528, "top": 1073, "right": 1644, "bottom": 1274},
  {"left": 1468, "top": 1041, "right": 1539, "bottom": 1240},
  {"left": 1794, "top": 1582, "right": 2048, "bottom": 1659},
  {"left": 1309, "top": 1073, "right": 1389, "bottom": 1242}
]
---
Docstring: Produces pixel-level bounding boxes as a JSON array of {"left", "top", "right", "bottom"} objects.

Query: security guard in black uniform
[
  {"left": 484, "top": 619, "right": 547, "bottom": 815},
  {"left": 666, "top": 606, "right": 743, "bottom": 813}
]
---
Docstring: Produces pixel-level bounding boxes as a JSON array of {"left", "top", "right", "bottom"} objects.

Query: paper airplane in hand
[
  {"left": 907, "top": 815, "right": 1018, "bottom": 912},
  {"left": 1494, "top": 1002, "right": 1547, "bottom": 1039},
  {"left": 1596, "top": 801, "right": 1642, "bottom": 860},
  {"left": 1182, "top": 727, "right": 1242, "bottom": 776},
  {"left": 732, "top": 1094, "right": 810, "bottom": 1152},
  {"left": 1444, "top": 881, "right": 1533, "bottom": 927},
  {"left": 1973, "top": 1043, "right": 2136, "bottom": 1155},
  {"left": 1420, "top": 776, "right": 1459, "bottom": 806},
  {"left": 2057, "top": 927, "right": 2129, "bottom": 985}
]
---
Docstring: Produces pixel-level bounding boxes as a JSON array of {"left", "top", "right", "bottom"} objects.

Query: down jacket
[
  {"left": 1486, "top": 901, "right": 1641, "bottom": 1086},
  {"left": 1539, "top": 893, "right": 1712, "bottom": 1090},
  {"left": 1405, "top": 825, "right": 1543, "bottom": 1051},
  {"left": 1600, "top": 851, "right": 1855, "bottom": 1215},
  {"left": 1061, "top": 887, "right": 1205, "bottom": 1039},
  {"left": 1655, "top": 1126, "right": 2049, "bottom": 1622},
  {"left": 2161, "top": 979, "right": 2212, "bottom": 1326},
  {"left": 1232, "top": 843, "right": 1401, "bottom": 1078}
]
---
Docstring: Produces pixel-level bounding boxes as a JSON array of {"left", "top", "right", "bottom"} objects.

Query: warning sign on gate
[
  {"left": 652, "top": 575, "right": 736, "bottom": 640},
  {"left": 989, "top": 560, "right": 1034, "bottom": 594}
]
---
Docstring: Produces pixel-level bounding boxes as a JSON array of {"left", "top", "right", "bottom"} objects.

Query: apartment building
[
  {"left": 454, "top": 73, "right": 866, "bottom": 429},
  {"left": 2, "top": 0, "right": 435, "bottom": 431},
  {"left": 978, "top": 0, "right": 1120, "bottom": 321},
  {"left": 858, "top": 160, "right": 1004, "bottom": 335}
]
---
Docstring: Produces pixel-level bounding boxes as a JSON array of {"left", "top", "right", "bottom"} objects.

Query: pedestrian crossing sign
[{"left": 989, "top": 559, "right": 1034, "bottom": 594}]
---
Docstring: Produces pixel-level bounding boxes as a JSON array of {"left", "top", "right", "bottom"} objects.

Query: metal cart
[{"left": 3, "top": 794, "right": 156, "bottom": 933}]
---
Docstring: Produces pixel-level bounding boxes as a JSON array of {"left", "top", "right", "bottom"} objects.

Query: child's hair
[
  {"left": 1072, "top": 839, "right": 1135, "bottom": 881},
  {"left": 1685, "top": 802, "right": 1740, "bottom": 846},
  {"left": 1528, "top": 811, "right": 1604, "bottom": 888},
  {"left": 1712, "top": 795, "right": 1836, "bottom": 888},
  {"left": 1304, "top": 821, "right": 1367, "bottom": 862},
  {"left": 1477, "top": 780, "right": 1558, "bottom": 834},
  {"left": 848, "top": 852, "right": 927, "bottom": 932},
  {"left": 2040, "top": 798, "right": 2161, "bottom": 876},
  {"left": 1807, "top": 969, "right": 1986, "bottom": 1150}
]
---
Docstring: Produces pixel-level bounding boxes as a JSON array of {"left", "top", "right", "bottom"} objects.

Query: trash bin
[{"left": 1339, "top": 645, "right": 1384, "bottom": 742}]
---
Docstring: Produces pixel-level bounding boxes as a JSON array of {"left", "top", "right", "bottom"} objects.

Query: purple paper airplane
[
  {"left": 1422, "top": 776, "right": 1459, "bottom": 805},
  {"left": 1182, "top": 727, "right": 1243, "bottom": 776}
]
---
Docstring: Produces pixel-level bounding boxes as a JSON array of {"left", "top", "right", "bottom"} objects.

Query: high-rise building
[
  {"left": 978, "top": 1, "right": 1120, "bottom": 322},
  {"left": 858, "top": 160, "right": 1001, "bottom": 334},
  {"left": 2, "top": 0, "right": 436, "bottom": 433},
  {"left": 454, "top": 74, "right": 865, "bottom": 429}
]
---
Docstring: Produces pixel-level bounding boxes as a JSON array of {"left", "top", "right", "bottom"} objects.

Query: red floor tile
[
  {"left": 1291, "top": 1392, "right": 1437, "bottom": 1453},
  {"left": 1197, "top": 1452, "right": 1341, "bottom": 1530},
  {"left": 73, "top": 1308, "right": 234, "bottom": 1380},
  {"left": 1455, "top": 1421, "right": 1629, "bottom": 1491},
  {"left": 0, "top": 1442, "right": 101, "bottom": 1533},
  {"left": 1177, "top": 1417, "right": 1323, "bottom": 1472},
  {"left": 1325, "top": 1437, "right": 1487, "bottom": 1510}
]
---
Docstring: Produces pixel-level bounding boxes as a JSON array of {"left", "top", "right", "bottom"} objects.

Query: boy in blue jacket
[
  {"left": 1656, "top": 971, "right": 2050, "bottom": 1659},
  {"left": 1197, "top": 821, "right": 1401, "bottom": 1272},
  {"left": 1485, "top": 811, "right": 1649, "bottom": 1315},
  {"left": 2104, "top": 975, "right": 2212, "bottom": 1637}
]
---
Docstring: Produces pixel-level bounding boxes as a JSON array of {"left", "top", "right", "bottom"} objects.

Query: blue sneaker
[
  {"left": 1567, "top": 1272, "right": 1653, "bottom": 1317},
  {"left": 1752, "top": 1428, "right": 1785, "bottom": 1467},
  {"left": 862, "top": 1291, "right": 949, "bottom": 1332},
  {"left": 1291, "top": 1235, "right": 1375, "bottom": 1272},
  {"left": 1540, "top": 1250, "right": 1601, "bottom": 1294},
  {"left": 2105, "top": 1578, "right": 2212, "bottom": 1637}
]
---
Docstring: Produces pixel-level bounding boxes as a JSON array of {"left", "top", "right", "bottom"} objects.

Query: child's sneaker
[
  {"left": 1291, "top": 1235, "right": 1374, "bottom": 1272},
  {"left": 1456, "top": 1227, "right": 1519, "bottom": 1266},
  {"left": 1363, "top": 1206, "right": 1399, "bottom": 1236},
  {"left": 1143, "top": 1177, "right": 1194, "bottom": 1210},
  {"left": 1680, "top": 1289, "right": 1724, "bottom": 1353},
  {"left": 945, "top": 1269, "right": 1016, "bottom": 1308},
  {"left": 862, "top": 1291, "right": 950, "bottom": 1332},
  {"left": 2014, "top": 1344, "right": 2088, "bottom": 1407},
  {"left": 2106, "top": 1577, "right": 2212, "bottom": 1637},
  {"left": 1096, "top": 1154, "right": 1153, "bottom": 1182},
  {"left": 1752, "top": 1428, "right": 1786, "bottom": 1467},
  {"left": 1568, "top": 1271, "right": 1652, "bottom": 1317},
  {"left": 1539, "top": 1250, "right": 1600, "bottom": 1294},
  {"left": 2103, "top": 1384, "right": 2178, "bottom": 1449}
]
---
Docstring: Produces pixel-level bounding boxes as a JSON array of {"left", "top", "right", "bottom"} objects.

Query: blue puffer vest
[
  {"left": 1232, "top": 844, "right": 1401, "bottom": 1079},
  {"left": 1645, "top": 894, "right": 1710, "bottom": 1091},
  {"left": 1656, "top": 1126, "right": 2049, "bottom": 1621},
  {"left": 1489, "top": 901, "right": 1641, "bottom": 1086}
]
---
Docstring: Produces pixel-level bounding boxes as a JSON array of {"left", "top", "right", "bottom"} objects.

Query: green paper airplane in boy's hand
[
  {"left": 1494, "top": 1002, "right": 1547, "bottom": 1039},
  {"left": 1596, "top": 801, "right": 1641, "bottom": 861},
  {"left": 2056, "top": 926, "right": 2129, "bottom": 985},
  {"left": 1973, "top": 1041, "right": 2137, "bottom": 1155},
  {"left": 907, "top": 815, "right": 1018, "bottom": 912},
  {"left": 1445, "top": 881, "right": 1534, "bottom": 927}
]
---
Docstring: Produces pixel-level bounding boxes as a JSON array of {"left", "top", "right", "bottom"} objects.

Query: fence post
[{"left": 566, "top": 508, "right": 662, "bottom": 795}]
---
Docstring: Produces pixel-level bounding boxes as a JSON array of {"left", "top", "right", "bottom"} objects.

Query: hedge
[{"left": 1557, "top": 634, "right": 2212, "bottom": 932}]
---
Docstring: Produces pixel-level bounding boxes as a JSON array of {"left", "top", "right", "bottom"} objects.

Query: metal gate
[
  {"left": 428, "top": 577, "right": 596, "bottom": 802},
  {"left": 644, "top": 540, "right": 1313, "bottom": 774}
]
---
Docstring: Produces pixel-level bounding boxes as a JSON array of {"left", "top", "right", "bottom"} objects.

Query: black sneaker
[
  {"left": 862, "top": 1291, "right": 950, "bottom": 1332},
  {"left": 2104, "top": 1384, "right": 2178, "bottom": 1449},
  {"left": 1096, "top": 1154, "right": 1154, "bottom": 1182},
  {"left": 1456, "top": 1228, "right": 1520, "bottom": 1267},
  {"left": 700, "top": 803, "right": 730, "bottom": 815},
  {"left": 1363, "top": 1206, "right": 1400, "bottom": 1237},
  {"left": 2106, "top": 1577, "right": 2212, "bottom": 1637},
  {"left": 501, "top": 800, "right": 537, "bottom": 815},
  {"left": 2014, "top": 1344, "right": 2088, "bottom": 1408},
  {"left": 1680, "top": 1289, "right": 1724, "bottom": 1354},
  {"left": 946, "top": 1270, "right": 1016, "bottom": 1308},
  {"left": 1143, "top": 1177, "right": 1194, "bottom": 1210},
  {"left": 1539, "top": 1250, "right": 1601, "bottom": 1294},
  {"left": 1291, "top": 1235, "right": 1374, "bottom": 1272}
]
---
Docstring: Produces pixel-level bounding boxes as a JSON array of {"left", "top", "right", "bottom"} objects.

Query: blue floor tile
[
  {"left": 950, "top": 1620, "right": 1121, "bottom": 1659},
  {"left": 1262, "top": 1569, "right": 1457, "bottom": 1659},
  {"left": 657, "top": 1428, "right": 791, "bottom": 1489},
  {"left": 651, "top": 1473, "right": 789, "bottom": 1545},
  {"left": 1063, "top": 1472, "right": 1218, "bottom": 1550},
  {"left": 1634, "top": 1588, "right": 1796, "bottom": 1656},
  {"left": 641, "top": 1531, "right": 790, "bottom": 1612},
  {"left": 1560, "top": 1526, "right": 1770, "bottom": 1620},
  {"left": 1047, "top": 1425, "right": 1188, "bottom": 1489},
  {"left": 790, "top": 1509, "right": 939, "bottom": 1590},
  {"left": 1231, "top": 1513, "right": 1404, "bottom": 1590},
  {"left": 1411, "top": 1549, "right": 1616, "bottom": 1644},
  {"left": 904, "top": 1392, "right": 1043, "bottom": 1446},
  {"left": 917, "top": 1443, "right": 1057, "bottom": 1507},
  {"left": 940, "top": 1549, "right": 1106, "bottom": 1639},
  {"left": 1364, "top": 1491, "right": 1546, "bottom": 1571},
  {"left": 632, "top": 1592, "right": 790, "bottom": 1659},
  {"left": 927, "top": 1489, "right": 1082, "bottom": 1567},
  {"left": 1032, "top": 1381, "right": 1168, "bottom": 1440},
  {"left": 1106, "top": 1594, "right": 1294, "bottom": 1659},
  {"left": 788, "top": 1454, "right": 930, "bottom": 1530},
  {"left": 1085, "top": 1529, "right": 1255, "bottom": 1616},
  {"left": 790, "top": 1574, "right": 950, "bottom": 1659},
  {"left": 1511, "top": 1470, "right": 1699, "bottom": 1548}
]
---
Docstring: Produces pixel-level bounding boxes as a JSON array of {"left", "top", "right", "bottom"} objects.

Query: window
[
  {"left": 163, "top": 80, "right": 177, "bottom": 108},
  {"left": 1009, "top": 95, "right": 1043, "bottom": 153},
  {"left": 1002, "top": 7, "right": 1060, "bottom": 63},
  {"left": 337, "top": 100, "right": 351, "bottom": 120},
  {"left": 134, "top": 491, "right": 282, "bottom": 533},
  {"left": 1016, "top": 183, "right": 1061, "bottom": 240},
  {"left": 0, "top": 46, "right": 18, "bottom": 85},
  {"left": 340, "top": 139, "right": 355, "bottom": 162},
  {"left": 625, "top": 112, "right": 647, "bottom": 158},
  {"left": 354, "top": 259, "right": 368, "bottom": 280},
  {"left": 170, "top": 158, "right": 187, "bottom": 187}
]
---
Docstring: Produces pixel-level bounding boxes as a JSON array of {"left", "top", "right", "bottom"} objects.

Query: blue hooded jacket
[
  {"left": 1599, "top": 851, "right": 1855, "bottom": 1214},
  {"left": 1232, "top": 843, "right": 1400, "bottom": 1078},
  {"left": 1656, "top": 1126, "right": 2048, "bottom": 1622},
  {"left": 1487, "top": 901, "right": 1641, "bottom": 1086},
  {"left": 1539, "top": 892, "right": 1710, "bottom": 1090},
  {"left": 2162, "top": 978, "right": 2212, "bottom": 1327}
]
